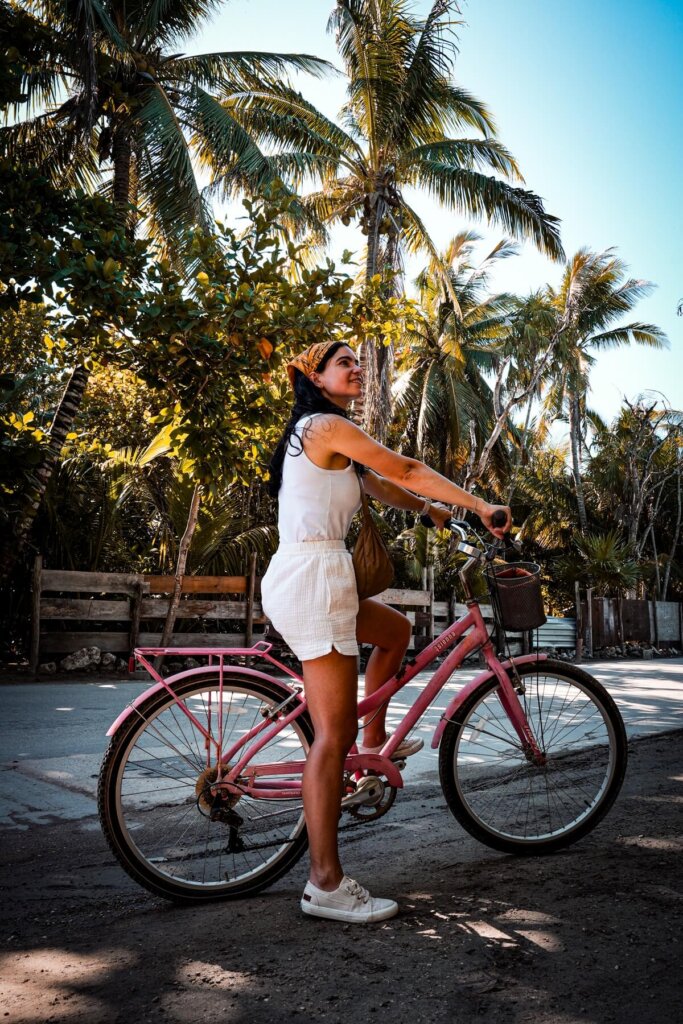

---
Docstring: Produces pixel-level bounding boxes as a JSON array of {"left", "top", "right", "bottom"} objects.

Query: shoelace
[{"left": 344, "top": 879, "right": 370, "bottom": 904}]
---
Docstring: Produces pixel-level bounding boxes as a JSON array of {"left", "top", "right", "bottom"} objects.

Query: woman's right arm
[{"left": 320, "top": 416, "right": 511, "bottom": 537}]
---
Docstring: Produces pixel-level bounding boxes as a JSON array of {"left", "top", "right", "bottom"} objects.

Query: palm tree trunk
[
  {"left": 0, "top": 365, "right": 90, "bottom": 582},
  {"left": 506, "top": 394, "right": 534, "bottom": 505},
  {"left": 569, "top": 390, "right": 589, "bottom": 532},
  {"left": 662, "top": 461, "right": 682, "bottom": 600},
  {"left": 361, "top": 201, "right": 392, "bottom": 443},
  {"left": 112, "top": 118, "right": 133, "bottom": 236}
]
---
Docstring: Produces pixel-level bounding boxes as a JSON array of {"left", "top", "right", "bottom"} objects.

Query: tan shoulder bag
[{"left": 351, "top": 472, "right": 394, "bottom": 601}]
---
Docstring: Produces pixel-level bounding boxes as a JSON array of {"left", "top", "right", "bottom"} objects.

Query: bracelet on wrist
[{"left": 418, "top": 499, "right": 431, "bottom": 516}]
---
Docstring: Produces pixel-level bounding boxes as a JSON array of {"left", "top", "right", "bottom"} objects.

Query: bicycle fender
[
  {"left": 106, "top": 665, "right": 300, "bottom": 737},
  {"left": 430, "top": 653, "right": 548, "bottom": 749}
]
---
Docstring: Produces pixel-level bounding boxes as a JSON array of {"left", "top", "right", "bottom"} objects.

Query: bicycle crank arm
[{"left": 341, "top": 776, "right": 384, "bottom": 809}]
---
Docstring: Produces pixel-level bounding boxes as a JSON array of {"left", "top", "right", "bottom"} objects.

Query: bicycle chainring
[{"left": 347, "top": 781, "right": 397, "bottom": 820}]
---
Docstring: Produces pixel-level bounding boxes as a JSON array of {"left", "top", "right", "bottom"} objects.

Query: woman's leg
[
  {"left": 356, "top": 598, "right": 412, "bottom": 748},
  {"left": 302, "top": 649, "right": 359, "bottom": 891}
]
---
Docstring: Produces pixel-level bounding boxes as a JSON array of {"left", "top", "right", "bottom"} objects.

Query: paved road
[{"left": 1, "top": 658, "right": 682, "bottom": 830}]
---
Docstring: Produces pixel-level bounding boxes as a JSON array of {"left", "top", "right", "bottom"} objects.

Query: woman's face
[{"left": 310, "top": 345, "right": 363, "bottom": 408}]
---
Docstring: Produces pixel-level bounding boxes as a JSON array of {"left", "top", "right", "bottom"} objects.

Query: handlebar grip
[
  {"left": 419, "top": 514, "right": 453, "bottom": 530},
  {"left": 491, "top": 509, "right": 508, "bottom": 529}
]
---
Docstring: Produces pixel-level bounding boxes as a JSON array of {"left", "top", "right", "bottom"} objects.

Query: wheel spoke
[
  {"left": 445, "top": 667, "right": 625, "bottom": 848},
  {"left": 100, "top": 677, "right": 311, "bottom": 899}
]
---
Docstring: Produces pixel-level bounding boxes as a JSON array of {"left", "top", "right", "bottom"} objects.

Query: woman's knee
[
  {"left": 398, "top": 612, "right": 412, "bottom": 648},
  {"left": 312, "top": 720, "right": 358, "bottom": 755}
]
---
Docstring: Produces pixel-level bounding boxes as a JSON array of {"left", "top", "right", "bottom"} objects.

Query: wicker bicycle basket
[{"left": 485, "top": 561, "right": 547, "bottom": 632}]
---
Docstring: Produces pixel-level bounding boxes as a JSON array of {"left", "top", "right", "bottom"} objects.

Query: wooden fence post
[
  {"left": 29, "top": 554, "right": 42, "bottom": 675},
  {"left": 574, "top": 581, "right": 583, "bottom": 663},
  {"left": 652, "top": 598, "right": 659, "bottom": 649},
  {"left": 129, "top": 579, "right": 146, "bottom": 656},
  {"left": 617, "top": 594, "right": 625, "bottom": 655},
  {"left": 586, "top": 587, "right": 593, "bottom": 659},
  {"left": 245, "top": 552, "right": 257, "bottom": 648}
]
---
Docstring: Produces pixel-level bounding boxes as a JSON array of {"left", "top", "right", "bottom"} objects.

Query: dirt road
[{"left": 1, "top": 729, "right": 681, "bottom": 1024}]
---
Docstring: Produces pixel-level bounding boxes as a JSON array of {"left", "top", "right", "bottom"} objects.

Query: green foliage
[
  {"left": 1, "top": 0, "right": 332, "bottom": 252},
  {"left": 554, "top": 530, "right": 641, "bottom": 596}
]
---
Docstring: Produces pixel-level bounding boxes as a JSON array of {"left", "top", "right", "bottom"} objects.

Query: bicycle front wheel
[
  {"left": 439, "top": 660, "right": 627, "bottom": 854},
  {"left": 98, "top": 673, "right": 313, "bottom": 901}
]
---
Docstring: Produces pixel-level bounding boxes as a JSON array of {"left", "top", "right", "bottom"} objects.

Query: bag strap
[{"left": 355, "top": 467, "right": 372, "bottom": 522}]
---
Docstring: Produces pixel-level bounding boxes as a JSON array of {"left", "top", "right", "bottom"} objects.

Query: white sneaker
[
  {"left": 301, "top": 875, "right": 398, "bottom": 923},
  {"left": 358, "top": 733, "right": 424, "bottom": 759}
]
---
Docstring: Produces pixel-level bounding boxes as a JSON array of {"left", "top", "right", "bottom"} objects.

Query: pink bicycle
[{"left": 98, "top": 519, "right": 627, "bottom": 902}]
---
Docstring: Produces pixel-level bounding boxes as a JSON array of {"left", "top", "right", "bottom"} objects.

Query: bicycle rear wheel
[
  {"left": 98, "top": 673, "right": 313, "bottom": 901},
  {"left": 439, "top": 660, "right": 627, "bottom": 854}
]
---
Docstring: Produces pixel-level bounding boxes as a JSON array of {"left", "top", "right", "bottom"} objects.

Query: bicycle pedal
[{"left": 341, "top": 776, "right": 382, "bottom": 809}]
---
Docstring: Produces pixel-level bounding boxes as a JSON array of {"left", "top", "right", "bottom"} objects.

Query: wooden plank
[
  {"left": 40, "top": 598, "right": 131, "bottom": 620},
  {"left": 140, "top": 598, "right": 250, "bottom": 619},
  {"left": 375, "top": 588, "right": 431, "bottom": 606},
  {"left": 30, "top": 555, "right": 42, "bottom": 674},
  {"left": 41, "top": 569, "right": 141, "bottom": 595},
  {"left": 40, "top": 632, "right": 131, "bottom": 654},
  {"left": 138, "top": 632, "right": 265, "bottom": 648},
  {"left": 146, "top": 576, "right": 248, "bottom": 594}
]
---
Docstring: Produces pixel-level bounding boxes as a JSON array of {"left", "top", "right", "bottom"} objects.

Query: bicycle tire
[
  {"left": 98, "top": 672, "right": 313, "bottom": 902},
  {"left": 438, "top": 660, "right": 627, "bottom": 854}
]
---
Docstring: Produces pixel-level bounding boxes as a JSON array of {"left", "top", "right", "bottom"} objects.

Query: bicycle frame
[{"left": 110, "top": 599, "right": 548, "bottom": 802}]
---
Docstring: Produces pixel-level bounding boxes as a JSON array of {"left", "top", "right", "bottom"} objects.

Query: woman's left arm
[{"left": 362, "top": 471, "right": 451, "bottom": 529}]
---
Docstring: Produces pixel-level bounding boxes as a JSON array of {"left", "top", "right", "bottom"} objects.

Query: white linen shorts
[{"left": 261, "top": 540, "right": 360, "bottom": 661}]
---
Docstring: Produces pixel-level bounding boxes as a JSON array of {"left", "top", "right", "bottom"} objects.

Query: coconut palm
[
  {"left": 229, "top": 0, "right": 564, "bottom": 439},
  {"left": 391, "top": 231, "right": 515, "bottom": 482},
  {"left": 542, "top": 250, "right": 668, "bottom": 532},
  {"left": 1, "top": 0, "right": 331, "bottom": 247}
]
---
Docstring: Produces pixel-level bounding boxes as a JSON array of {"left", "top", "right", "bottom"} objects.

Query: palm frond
[
  {"left": 410, "top": 160, "right": 565, "bottom": 260},
  {"left": 135, "top": 82, "right": 206, "bottom": 238},
  {"left": 400, "top": 138, "right": 522, "bottom": 180},
  {"left": 588, "top": 323, "right": 669, "bottom": 350},
  {"left": 166, "top": 50, "right": 336, "bottom": 90}
]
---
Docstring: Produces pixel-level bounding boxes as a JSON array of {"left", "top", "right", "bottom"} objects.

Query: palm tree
[
  {"left": 229, "top": 0, "right": 564, "bottom": 439},
  {"left": 391, "top": 232, "right": 515, "bottom": 481},
  {"left": 1, "top": 0, "right": 331, "bottom": 247},
  {"left": 543, "top": 250, "right": 668, "bottom": 532}
]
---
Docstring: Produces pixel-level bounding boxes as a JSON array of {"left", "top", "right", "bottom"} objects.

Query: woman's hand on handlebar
[
  {"left": 424, "top": 502, "right": 452, "bottom": 530},
  {"left": 477, "top": 502, "right": 512, "bottom": 540}
]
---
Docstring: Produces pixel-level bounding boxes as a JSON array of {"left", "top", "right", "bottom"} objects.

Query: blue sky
[{"left": 189, "top": 0, "right": 683, "bottom": 422}]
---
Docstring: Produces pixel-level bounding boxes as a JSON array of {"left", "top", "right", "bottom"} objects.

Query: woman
[{"left": 261, "top": 340, "right": 511, "bottom": 923}]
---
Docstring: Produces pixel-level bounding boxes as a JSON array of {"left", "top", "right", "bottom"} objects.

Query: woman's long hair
[{"left": 268, "top": 342, "right": 362, "bottom": 497}]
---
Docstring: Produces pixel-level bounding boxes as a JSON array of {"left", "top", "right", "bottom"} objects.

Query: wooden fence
[
  {"left": 30, "top": 556, "right": 580, "bottom": 672},
  {"left": 581, "top": 595, "right": 683, "bottom": 651}
]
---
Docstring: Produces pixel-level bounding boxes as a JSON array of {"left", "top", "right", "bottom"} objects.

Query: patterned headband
[{"left": 286, "top": 340, "right": 341, "bottom": 388}]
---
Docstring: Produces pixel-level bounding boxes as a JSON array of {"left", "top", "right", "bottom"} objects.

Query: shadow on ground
[{"left": 1, "top": 732, "right": 681, "bottom": 1024}]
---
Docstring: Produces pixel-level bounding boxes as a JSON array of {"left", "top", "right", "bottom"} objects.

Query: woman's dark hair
[{"left": 268, "top": 341, "right": 362, "bottom": 497}]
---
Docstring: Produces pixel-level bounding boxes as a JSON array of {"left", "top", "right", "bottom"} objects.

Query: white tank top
[{"left": 277, "top": 414, "right": 361, "bottom": 543}]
